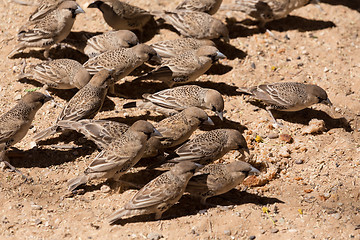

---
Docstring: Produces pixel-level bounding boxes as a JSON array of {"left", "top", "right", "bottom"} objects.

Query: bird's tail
[
  {"left": 236, "top": 87, "right": 253, "bottom": 95},
  {"left": 33, "top": 126, "right": 58, "bottom": 142},
  {"left": 108, "top": 208, "right": 133, "bottom": 225},
  {"left": 67, "top": 174, "right": 89, "bottom": 192},
  {"left": 220, "top": 0, "right": 258, "bottom": 12},
  {"left": 56, "top": 120, "right": 83, "bottom": 132}
]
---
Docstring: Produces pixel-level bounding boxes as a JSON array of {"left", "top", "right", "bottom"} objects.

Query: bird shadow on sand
[
  {"left": 226, "top": 15, "right": 336, "bottom": 38},
  {"left": 111, "top": 190, "right": 284, "bottom": 225},
  {"left": 192, "top": 81, "right": 242, "bottom": 96},
  {"left": 321, "top": 0, "right": 360, "bottom": 12},
  {"left": 103, "top": 114, "right": 166, "bottom": 125},
  {"left": 213, "top": 39, "right": 247, "bottom": 60},
  {"left": 247, "top": 100, "right": 352, "bottom": 132},
  {"left": 200, "top": 117, "right": 247, "bottom": 133},
  {"left": 7, "top": 143, "right": 95, "bottom": 168},
  {"left": 205, "top": 62, "right": 233, "bottom": 76},
  {"left": 18, "top": 78, "right": 78, "bottom": 100},
  {"left": 9, "top": 47, "right": 89, "bottom": 63}
]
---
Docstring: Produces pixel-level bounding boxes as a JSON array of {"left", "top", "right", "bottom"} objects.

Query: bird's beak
[
  {"left": 151, "top": 128, "right": 163, "bottom": 137},
  {"left": 44, "top": 95, "right": 53, "bottom": 103},
  {"left": 215, "top": 111, "right": 224, "bottom": 121},
  {"left": 215, "top": 51, "right": 226, "bottom": 60},
  {"left": 322, "top": 98, "right": 333, "bottom": 106},
  {"left": 241, "top": 146, "right": 250, "bottom": 155},
  {"left": 249, "top": 166, "right": 261, "bottom": 176},
  {"left": 203, "top": 117, "right": 215, "bottom": 126},
  {"left": 221, "top": 36, "right": 230, "bottom": 43},
  {"left": 75, "top": 5, "right": 85, "bottom": 14},
  {"left": 150, "top": 53, "right": 162, "bottom": 63}
]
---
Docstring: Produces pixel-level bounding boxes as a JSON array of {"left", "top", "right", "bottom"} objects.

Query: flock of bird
[{"left": 0, "top": 0, "right": 334, "bottom": 224}]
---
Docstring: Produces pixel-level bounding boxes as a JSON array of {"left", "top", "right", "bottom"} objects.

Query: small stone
[
  {"left": 29, "top": 141, "right": 37, "bottom": 149},
  {"left": 271, "top": 228, "right": 279, "bottom": 233},
  {"left": 198, "top": 209, "right": 207, "bottom": 214},
  {"left": 251, "top": 63, "right": 256, "bottom": 69},
  {"left": 279, "top": 146, "right": 291, "bottom": 158},
  {"left": 288, "top": 229, "right": 297, "bottom": 233},
  {"left": 14, "top": 94, "right": 22, "bottom": 100},
  {"left": 224, "top": 230, "right": 231, "bottom": 236},
  {"left": 332, "top": 213, "right": 341, "bottom": 220},
  {"left": 295, "top": 159, "right": 303, "bottom": 164},
  {"left": 249, "top": 235, "right": 256, "bottom": 240},
  {"left": 34, "top": 219, "right": 42, "bottom": 225},
  {"left": 279, "top": 134, "right": 293, "bottom": 143},
  {"left": 268, "top": 133, "right": 279, "bottom": 139},
  {"left": 147, "top": 233, "right": 163, "bottom": 240},
  {"left": 260, "top": 229, "right": 266, "bottom": 234},
  {"left": 100, "top": 185, "right": 111, "bottom": 193},
  {"left": 31, "top": 205, "right": 43, "bottom": 210}
]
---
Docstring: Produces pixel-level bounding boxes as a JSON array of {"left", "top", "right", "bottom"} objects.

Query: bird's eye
[{"left": 211, "top": 106, "right": 216, "bottom": 112}]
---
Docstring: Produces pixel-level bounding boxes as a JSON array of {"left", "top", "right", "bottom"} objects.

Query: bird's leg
[
  {"left": 0, "top": 151, "right": 30, "bottom": 181},
  {"left": 266, "top": 107, "right": 283, "bottom": 128},
  {"left": 43, "top": 48, "right": 51, "bottom": 60},
  {"left": 16, "top": 59, "right": 30, "bottom": 80},
  {"left": 115, "top": 179, "right": 143, "bottom": 189},
  {"left": 154, "top": 211, "right": 163, "bottom": 220},
  {"left": 8, "top": 45, "right": 26, "bottom": 59}
]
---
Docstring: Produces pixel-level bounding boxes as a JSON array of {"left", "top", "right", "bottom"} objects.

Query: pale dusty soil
[{"left": 0, "top": 0, "right": 360, "bottom": 239}]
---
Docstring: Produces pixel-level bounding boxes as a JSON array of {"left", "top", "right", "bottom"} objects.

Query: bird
[
  {"left": 175, "top": 0, "right": 223, "bottom": 15},
  {"left": 33, "top": 70, "right": 113, "bottom": 142},
  {"left": 237, "top": 82, "right": 332, "bottom": 126},
  {"left": 220, "top": 0, "right": 310, "bottom": 28},
  {"left": 56, "top": 119, "right": 129, "bottom": 150},
  {"left": 150, "top": 38, "right": 215, "bottom": 60},
  {"left": 152, "top": 10, "right": 229, "bottom": 42},
  {"left": 83, "top": 44, "right": 159, "bottom": 95},
  {"left": 0, "top": 92, "right": 52, "bottom": 177},
  {"left": 155, "top": 107, "right": 214, "bottom": 149},
  {"left": 17, "top": 59, "right": 91, "bottom": 90},
  {"left": 87, "top": 0, "right": 153, "bottom": 34},
  {"left": 166, "top": 129, "right": 249, "bottom": 165},
  {"left": 84, "top": 30, "right": 139, "bottom": 58},
  {"left": 186, "top": 161, "right": 260, "bottom": 204},
  {"left": 56, "top": 119, "right": 162, "bottom": 159},
  {"left": 28, "top": 0, "right": 69, "bottom": 21},
  {"left": 8, "top": 0, "right": 85, "bottom": 59},
  {"left": 108, "top": 161, "right": 199, "bottom": 223},
  {"left": 123, "top": 85, "right": 224, "bottom": 120},
  {"left": 67, "top": 120, "right": 162, "bottom": 191},
  {"left": 133, "top": 45, "right": 226, "bottom": 87}
]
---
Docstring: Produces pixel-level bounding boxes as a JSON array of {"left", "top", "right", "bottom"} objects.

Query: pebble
[
  {"left": 279, "top": 146, "right": 291, "bottom": 158},
  {"left": 267, "top": 133, "right": 279, "bottom": 139},
  {"left": 279, "top": 134, "right": 293, "bottom": 143},
  {"left": 31, "top": 204, "right": 43, "bottom": 210},
  {"left": 332, "top": 213, "right": 341, "bottom": 220},
  {"left": 295, "top": 159, "right": 304, "bottom": 164},
  {"left": 147, "top": 233, "right": 163, "bottom": 240},
  {"left": 271, "top": 228, "right": 279, "bottom": 233},
  {"left": 34, "top": 219, "right": 42, "bottom": 225},
  {"left": 224, "top": 230, "right": 231, "bottom": 236},
  {"left": 249, "top": 235, "right": 256, "bottom": 240},
  {"left": 100, "top": 185, "right": 111, "bottom": 193},
  {"left": 14, "top": 94, "right": 22, "bottom": 100}
]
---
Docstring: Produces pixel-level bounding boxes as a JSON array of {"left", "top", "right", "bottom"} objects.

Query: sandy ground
[{"left": 0, "top": 0, "right": 360, "bottom": 239}]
